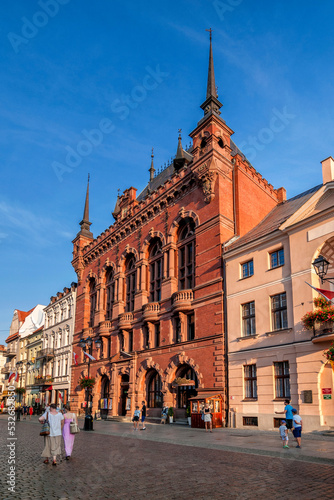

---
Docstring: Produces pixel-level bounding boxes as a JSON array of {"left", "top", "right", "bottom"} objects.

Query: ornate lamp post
[
  {"left": 78, "top": 336, "right": 102, "bottom": 431},
  {"left": 15, "top": 361, "right": 24, "bottom": 415},
  {"left": 312, "top": 255, "right": 332, "bottom": 283}
]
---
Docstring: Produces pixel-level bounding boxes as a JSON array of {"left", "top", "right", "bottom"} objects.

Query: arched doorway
[
  {"left": 174, "top": 365, "right": 198, "bottom": 418},
  {"left": 120, "top": 374, "right": 129, "bottom": 416},
  {"left": 100, "top": 375, "right": 110, "bottom": 420}
]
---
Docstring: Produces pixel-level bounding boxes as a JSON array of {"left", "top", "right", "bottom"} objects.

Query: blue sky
[{"left": 1, "top": 0, "right": 334, "bottom": 344}]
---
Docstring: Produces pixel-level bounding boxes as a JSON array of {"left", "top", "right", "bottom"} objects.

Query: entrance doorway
[
  {"left": 100, "top": 375, "right": 110, "bottom": 420},
  {"left": 120, "top": 374, "right": 129, "bottom": 416}
]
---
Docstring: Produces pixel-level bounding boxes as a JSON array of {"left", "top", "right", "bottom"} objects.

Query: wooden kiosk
[{"left": 189, "top": 393, "right": 223, "bottom": 428}]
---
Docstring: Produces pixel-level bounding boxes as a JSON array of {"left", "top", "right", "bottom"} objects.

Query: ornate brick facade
[{"left": 70, "top": 37, "right": 283, "bottom": 421}]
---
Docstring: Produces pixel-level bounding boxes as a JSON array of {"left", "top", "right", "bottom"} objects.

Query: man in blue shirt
[{"left": 275, "top": 399, "right": 294, "bottom": 431}]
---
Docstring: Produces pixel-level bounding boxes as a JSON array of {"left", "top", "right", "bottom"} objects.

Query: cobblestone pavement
[{"left": 1, "top": 417, "right": 333, "bottom": 500}]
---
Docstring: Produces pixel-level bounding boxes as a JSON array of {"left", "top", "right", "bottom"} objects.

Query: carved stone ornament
[{"left": 196, "top": 163, "right": 216, "bottom": 203}]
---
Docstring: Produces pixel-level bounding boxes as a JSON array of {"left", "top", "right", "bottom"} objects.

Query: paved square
[{"left": 1, "top": 418, "right": 333, "bottom": 500}]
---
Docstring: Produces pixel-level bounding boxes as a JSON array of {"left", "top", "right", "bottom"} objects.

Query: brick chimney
[{"left": 321, "top": 156, "right": 334, "bottom": 184}]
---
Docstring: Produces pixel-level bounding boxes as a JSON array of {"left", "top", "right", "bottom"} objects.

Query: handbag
[
  {"left": 70, "top": 420, "right": 80, "bottom": 434},
  {"left": 40, "top": 414, "right": 50, "bottom": 436}
]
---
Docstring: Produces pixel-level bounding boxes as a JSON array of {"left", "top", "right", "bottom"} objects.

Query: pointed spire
[
  {"left": 176, "top": 129, "right": 185, "bottom": 160},
  {"left": 206, "top": 28, "right": 217, "bottom": 100},
  {"left": 149, "top": 148, "right": 155, "bottom": 182},
  {"left": 112, "top": 188, "right": 121, "bottom": 220},
  {"left": 174, "top": 130, "right": 186, "bottom": 172},
  {"left": 200, "top": 29, "right": 223, "bottom": 117},
  {"left": 78, "top": 174, "right": 93, "bottom": 238}
]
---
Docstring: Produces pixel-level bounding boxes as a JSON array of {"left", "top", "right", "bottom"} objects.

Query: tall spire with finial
[
  {"left": 200, "top": 28, "right": 223, "bottom": 117},
  {"left": 174, "top": 129, "right": 186, "bottom": 172},
  {"left": 206, "top": 28, "right": 217, "bottom": 100},
  {"left": 149, "top": 148, "right": 155, "bottom": 182},
  {"left": 78, "top": 174, "right": 93, "bottom": 238},
  {"left": 112, "top": 188, "right": 121, "bottom": 219}
]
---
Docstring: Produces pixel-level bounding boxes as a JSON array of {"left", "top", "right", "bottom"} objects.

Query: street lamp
[
  {"left": 15, "top": 361, "right": 24, "bottom": 415},
  {"left": 312, "top": 255, "right": 334, "bottom": 284},
  {"left": 79, "top": 336, "right": 102, "bottom": 431}
]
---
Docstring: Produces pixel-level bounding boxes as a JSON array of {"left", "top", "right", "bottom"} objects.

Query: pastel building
[{"left": 224, "top": 157, "right": 334, "bottom": 430}]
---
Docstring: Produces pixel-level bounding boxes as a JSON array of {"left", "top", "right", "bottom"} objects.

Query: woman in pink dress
[{"left": 62, "top": 403, "right": 78, "bottom": 460}]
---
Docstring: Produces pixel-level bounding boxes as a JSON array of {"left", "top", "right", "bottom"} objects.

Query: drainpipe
[{"left": 222, "top": 243, "right": 229, "bottom": 427}]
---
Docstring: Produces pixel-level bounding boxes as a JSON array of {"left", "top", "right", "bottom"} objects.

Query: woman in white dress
[
  {"left": 39, "top": 403, "right": 64, "bottom": 466},
  {"left": 203, "top": 403, "right": 212, "bottom": 432}
]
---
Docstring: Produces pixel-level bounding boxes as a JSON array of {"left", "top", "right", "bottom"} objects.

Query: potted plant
[
  {"left": 168, "top": 406, "right": 174, "bottom": 424},
  {"left": 301, "top": 297, "right": 334, "bottom": 332},
  {"left": 186, "top": 405, "right": 191, "bottom": 426},
  {"left": 79, "top": 376, "right": 96, "bottom": 389}
]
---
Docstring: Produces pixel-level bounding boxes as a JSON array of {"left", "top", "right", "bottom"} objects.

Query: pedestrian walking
[
  {"left": 132, "top": 406, "right": 140, "bottom": 431},
  {"left": 160, "top": 405, "right": 168, "bottom": 424},
  {"left": 140, "top": 400, "right": 146, "bottom": 430},
  {"left": 203, "top": 403, "right": 213, "bottom": 432},
  {"left": 29, "top": 406, "right": 33, "bottom": 420},
  {"left": 39, "top": 403, "right": 64, "bottom": 466},
  {"left": 62, "top": 403, "right": 78, "bottom": 460},
  {"left": 275, "top": 399, "right": 294, "bottom": 433},
  {"left": 23, "top": 404, "right": 28, "bottom": 420},
  {"left": 16, "top": 405, "right": 21, "bottom": 421},
  {"left": 292, "top": 409, "right": 302, "bottom": 448},
  {"left": 279, "top": 420, "right": 289, "bottom": 448}
]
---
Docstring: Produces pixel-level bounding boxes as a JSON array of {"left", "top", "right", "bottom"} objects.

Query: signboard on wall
[
  {"left": 323, "top": 395, "right": 332, "bottom": 400},
  {"left": 126, "top": 398, "right": 131, "bottom": 410},
  {"left": 108, "top": 399, "right": 112, "bottom": 410},
  {"left": 322, "top": 388, "right": 332, "bottom": 395}
]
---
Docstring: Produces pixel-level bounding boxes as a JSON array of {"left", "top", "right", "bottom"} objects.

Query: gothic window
[
  {"left": 149, "top": 239, "right": 163, "bottom": 302},
  {"left": 155, "top": 323, "right": 160, "bottom": 348},
  {"left": 125, "top": 255, "right": 136, "bottom": 312},
  {"left": 89, "top": 278, "right": 97, "bottom": 327},
  {"left": 175, "top": 316, "right": 181, "bottom": 343},
  {"left": 187, "top": 313, "right": 195, "bottom": 341},
  {"left": 105, "top": 267, "right": 115, "bottom": 320},
  {"left": 128, "top": 330, "right": 133, "bottom": 352},
  {"left": 178, "top": 219, "right": 195, "bottom": 290},
  {"left": 118, "top": 333, "right": 124, "bottom": 352},
  {"left": 147, "top": 371, "right": 162, "bottom": 408},
  {"left": 143, "top": 324, "right": 150, "bottom": 349}
]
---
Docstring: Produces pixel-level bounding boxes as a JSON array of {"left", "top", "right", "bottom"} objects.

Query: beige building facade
[{"left": 224, "top": 157, "right": 334, "bottom": 431}]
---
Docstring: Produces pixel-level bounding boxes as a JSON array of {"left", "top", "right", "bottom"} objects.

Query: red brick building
[{"left": 71, "top": 36, "right": 285, "bottom": 422}]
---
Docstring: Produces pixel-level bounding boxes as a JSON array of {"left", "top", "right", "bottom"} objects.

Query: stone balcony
[
  {"left": 172, "top": 290, "right": 194, "bottom": 312},
  {"left": 312, "top": 321, "right": 334, "bottom": 343},
  {"left": 5, "top": 347, "right": 16, "bottom": 358},
  {"left": 36, "top": 348, "right": 55, "bottom": 359},
  {"left": 142, "top": 302, "right": 161, "bottom": 322},
  {"left": 118, "top": 312, "right": 134, "bottom": 330},
  {"left": 98, "top": 321, "right": 112, "bottom": 335}
]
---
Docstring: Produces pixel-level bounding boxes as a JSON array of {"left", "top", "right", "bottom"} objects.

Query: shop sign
[
  {"left": 322, "top": 388, "right": 332, "bottom": 395},
  {"left": 323, "top": 395, "right": 332, "bottom": 400}
]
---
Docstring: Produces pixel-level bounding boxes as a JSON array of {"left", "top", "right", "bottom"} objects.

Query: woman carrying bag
[
  {"left": 62, "top": 403, "right": 79, "bottom": 460},
  {"left": 39, "top": 403, "right": 64, "bottom": 466}
]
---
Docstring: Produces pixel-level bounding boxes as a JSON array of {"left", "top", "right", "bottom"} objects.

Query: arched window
[
  {"left": 105, "top": 267, "right": 115, "bottom": 320},
  {"left": 147, "top": 371, "right": 162, "bottom": 408},
  {"left": 89, "top": 278, "right": 97, "bottom": 327},
  {"left": 178, "top": 219, "right": 195, "bottom": 290},
  {"left": 125, "top": 255, "right": 136, "bottom": 312},
  {"left": 149, "top": 239, "right": 163, "bottom": 302},
  {"left": 118, "top": 332, "right": 124, "bottom": 352}
]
